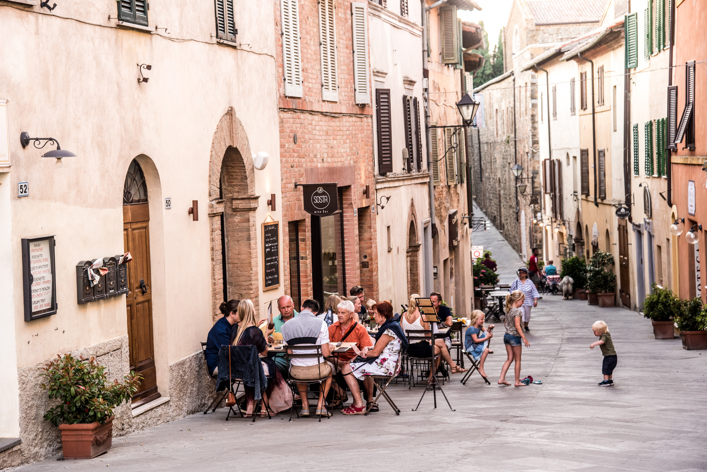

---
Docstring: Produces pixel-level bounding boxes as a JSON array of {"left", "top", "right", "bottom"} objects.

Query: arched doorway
[
  {"left": 123, "top": 159, "right": 159, "bottom": 405},
  {"left": 407, "top": 220, "right": 420, "bottom": 296},
  {"left": 209, "top": 109, "right": 259, "bottom": 320}
]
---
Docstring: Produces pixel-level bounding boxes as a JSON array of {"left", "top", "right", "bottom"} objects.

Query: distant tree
[{"left": 472, "top": 24, "right": 505, "bottom": 88}]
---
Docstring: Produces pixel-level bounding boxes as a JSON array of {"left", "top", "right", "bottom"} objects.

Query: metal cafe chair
[
  {"left": 201, "top": 342, "right": 229, "bottom": 415},
  {"left": 406, "top": 329, "right": 454, "bottom": 412},
  {"left": 217, "top": 345, "right": 272, "bottom": 423},
  {"left": 362, "top": 351, "right": 405, "bottom": 416},
  {"left": 449, "top": 321, "right": 465, "bottom": 368},
  {"left": 285, "top": 344, "right": 332, "bottom": 422}
]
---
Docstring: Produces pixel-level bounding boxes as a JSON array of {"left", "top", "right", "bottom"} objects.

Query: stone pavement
[
  {"left": 471, "top": 203, "right": 525, "bottom": 285},
  {"left": 15, "top": 209, "right": 707, "bottom": 472}
]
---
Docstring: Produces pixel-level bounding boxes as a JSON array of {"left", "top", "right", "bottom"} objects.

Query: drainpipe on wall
[
  {"left": 624, "top": 67, "right": 632, "bottom": 221},
  {"left": 578, "top": 53, "right": 599, "bottom": 208},
  {"left": 534, "top": 65, "right": 551, "bottom": 217},
  {"left": 422, "top": 0, "right": 437, "bottom": 291},
  {"left": 512, "top": 71, "right": 519, "bottom": 221},
  {"left": 666, "top": 0, "right": 676, "bottom": 208}
]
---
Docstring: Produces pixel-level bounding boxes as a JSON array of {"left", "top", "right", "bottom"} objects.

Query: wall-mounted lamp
[
  {"left": 669, "top": 218, "right": 685, "bottom": 237},
  {"left": 253, "top": 151, "right": 269, "bottom": 170},
  {"left": 377, "top": 194, "right": 391, "bottom": 210},
  {"left": 517, "top": 183, "right": 527, "bottom": 195},
  {"left": 20, "top": 132, "right": 76, "bottom": 160},
  {"left": 137, "top": 64, "right": 152, "bottom": 83},
  {"left": 511, "top": 163, "right": 523, "bottom": 178},
  {"left": 433, "top": 266, "right": 438, "bottom": 278},
  {"left": 267, "top": 193, "right": 276, "bottom": 212},
  {"left": 363, "top": 185, "right": 370, "bottom": 199},
  {"left": 40, "top": 0, "right": 57, "bottom": 11},
  {"left": 188, "top": 200, "right": 199, "bottom": 221},
  {"left": 686, "top": 224, "right": 702, "bottom": 245}
]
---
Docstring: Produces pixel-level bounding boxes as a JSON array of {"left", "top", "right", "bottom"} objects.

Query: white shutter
[
  {"left": 319, "top": 0, "right": 338, "bottom": 102},
  {"left": 440, "top": 5, "right": 459, "bottom": 64},
  {"left": 351, "top": 3, "right": 370, "bottom": 105},
  {"left": 282, "top": 0, "right": 303, "bottom": 98}
]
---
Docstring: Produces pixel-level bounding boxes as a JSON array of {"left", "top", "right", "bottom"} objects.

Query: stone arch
[
  {"left": 406, "top": 200, "right": 421, "bottom": 297},
  {"left": 209, "top": 108, "right": 260, "bottom": 320}
]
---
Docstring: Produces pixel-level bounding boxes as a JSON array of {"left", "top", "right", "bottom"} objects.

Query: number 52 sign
[{"left": 18, "top": 181, "right": 29, "bottom": 198}]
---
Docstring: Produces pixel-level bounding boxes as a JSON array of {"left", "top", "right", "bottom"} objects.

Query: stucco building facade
[{"left": 1, "top": 0, "right": 282, "bottom": 466}]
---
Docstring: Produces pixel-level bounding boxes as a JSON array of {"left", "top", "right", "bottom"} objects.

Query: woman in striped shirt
[{"left": 510, "top": 267, "right": 539, "bottom": 332}]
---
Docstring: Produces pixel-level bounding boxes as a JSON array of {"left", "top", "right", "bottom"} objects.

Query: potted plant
[
  {"left": 675, "top": 298, "right": 707, "bottom": 350},
  {"left": 559, "top": 256, "right": 587, "bottom": 300},
  {"left": 473, "top": 255, "right": 499, "bottom": 308},
  {"left": 586, "top": 251, "right": 617, "bottom": 307},
  {"left": 641, "top": 284, "right": 680, "bottom": 339},
  {"left": 41, "top": 354, "right": 141, "bottom": 459}
]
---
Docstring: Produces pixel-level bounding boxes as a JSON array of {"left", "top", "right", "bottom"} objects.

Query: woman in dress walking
[{"left": 510, "top": 267, "right": 540, "bottom": 332}]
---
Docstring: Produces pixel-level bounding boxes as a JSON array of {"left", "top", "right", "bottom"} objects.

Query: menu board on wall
[
  {"left": 22, "top": 236, "right": 58, "bottom": 321},
  {"left": 262, "top": 221, "right": 280, "bottom": 291}
]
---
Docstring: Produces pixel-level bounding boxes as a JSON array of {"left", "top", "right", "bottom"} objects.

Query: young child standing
[{"left": 589, "top": 320, "right": 617, "bottom": 386}]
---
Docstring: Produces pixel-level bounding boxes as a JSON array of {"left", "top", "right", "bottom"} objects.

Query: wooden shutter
[
  {"left": 570, "top": 78, "right": 576, "bottom": 115},
  {"left": 633, "top": 124, "right": 640, "bottom": 175},
  {"left": 645, "top": 121, "right": 654, "bottom": 176},
  {"left": 552, "top": 86, "right": 557, "bottom": 119},
  {"left": 445, "top": 128, "right": 456, "bottom": 185},
  {"left": 319, "top": 0, "right": 338, "bottom": 102},
  {"left": 400, "top": 0, "right": 408, "bottom": 17},
  {"left": 376, "top": 89, "right": 393, "bottom": 175},
  {"left": 667, "top": 85, "right": 677, "bottom": 150},
  {"left": 351, "top": 3, "right": 370, "bottom": 105},
  {"left": 413, "top": 97, "right": 423, "bottom": 172},
  {"left": 550, "top": 159, "right": 557, "bottom": 218},
  {"left": 440, "top": 5, "right": 459, "bottom": 64},
  {"left": 656, "top": 0, "right": 665, "bottom": 50},
  {"left": 598, "top": 66, "right": 605, "bottom": 106},
  {"left": 686, "top": 61, "right": 696, "bottom": 148},
  {"left": 580, "top": 72, "right": 587, "bottom": 110},
  {"left": 457, "top": 131, "right": 465, "bottom": 184},
  {"left": 556, "top": 159, "right": 564, "bottom": 217},
  {"left": 644, "top": 2, "right": 652, "bottom": 60},
  {"left": 598, "top": 150, "right": 606, "bottom": 200},
  {"left": 543, "top": 159, "right": 552, "bottom": 194},
  {"left": 282, "top": 0, "right": 302, "bottom": 97},
  {"left": 430, "top": 126, "right": 440, "bottom": 184},
  {"left": 581, "top": 149, "right": 590, "bottom": 196},
  {"left": 403, "top": 96, "right": 413, "bottom": 172},
  {"left": 119, "top": 0, "right": 148, "bottom": 26},
  {"left": 625, "top": 12, "right": 638, "bottom": 69}
]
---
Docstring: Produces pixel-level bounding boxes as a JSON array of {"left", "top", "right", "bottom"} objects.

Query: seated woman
[
  {"left": 233, "top": 300, "right": 292, "bottom": 417},
  {"left": 341, "top": 301, "right": 408, "bottom": 415},
  {"left": 402, "top": 294, "right": 442, "bottom": 370},
  {"left": 464, "top": 310, "right": 494, "bottom": 378}
]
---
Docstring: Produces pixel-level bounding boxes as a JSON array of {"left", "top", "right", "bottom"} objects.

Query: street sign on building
[{"left": 471, "top": 246, "right": 484, "bottom": 260}]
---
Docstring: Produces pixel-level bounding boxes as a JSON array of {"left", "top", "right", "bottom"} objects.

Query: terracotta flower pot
[
  {"left": 680, "top": 331, "right": 707, "bottom": 350},
  {"left": 597, "top": 292, "right": 615, "bottom": 307},
  {"left": 651, "top": 320, "right": 675, "bottom": 339},
  {"left": 58, "top": 417, "right": 113, "bottom": 459},
  {"left": 578, "top": 290, "right": 588, "bottom": 301},
  {"left": 587, "top": 292, "right": 599, "bottom": 305}
]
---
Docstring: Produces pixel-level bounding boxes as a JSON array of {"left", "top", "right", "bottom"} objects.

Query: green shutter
[
  {"left": 662, "top": 118, "right": 668, "bottom": 176},
  {"left": 657, "top": 0, "right": 665, "bottom": 50},
  {"left": 633, "top": 124, "right": 640, "bottom": 176},
  {"left": 626, "top": 13, "right": 639, "bottom": 69},
  {"left": 656, "top": 119, "right": 663, "bottom": 177},
  {"left": 644, "top": 5, "right": 652, "bottom": 60},
  {"left": 118, "top": 0, "right": 148, "bottom": 26},
  {"left": 644, "top": 121, "right": 654, "bottom": 176}
]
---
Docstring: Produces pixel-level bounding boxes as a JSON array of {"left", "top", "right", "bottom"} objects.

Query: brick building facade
[{"left": 275, "top": 0, "right": 378, "bottom": 306}]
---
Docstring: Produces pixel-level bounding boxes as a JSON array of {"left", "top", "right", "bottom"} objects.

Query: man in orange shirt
[{"left": 328, "top": 299, "right": 372, "bottom": 408}]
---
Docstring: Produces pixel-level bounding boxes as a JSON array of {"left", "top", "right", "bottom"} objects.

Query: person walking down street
[
  {"left": 590, "top": 320, "right": 617, "bottom": 387},
  {"left": 498, "top": 291, "right": 530, "bottom": 387},
  {"left": 481, "top": 252, "right": 497, "bottom": 272},
  {"left": 528, "top": 248, "right": 540, "bottom": 285},
  {"left": 510, "top": 267, "right": 539, "bottom": 332}
]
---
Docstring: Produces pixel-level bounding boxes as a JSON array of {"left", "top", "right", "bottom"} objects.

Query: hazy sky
[{"left": 459, "top": 0, "right": 514, "bottom": 50}]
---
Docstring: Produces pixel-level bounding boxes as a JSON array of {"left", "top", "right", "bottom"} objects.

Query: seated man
[
  {"left": 204, "top": 299, "right": 239, "bottom": 376},
  {"left": 350, "top": 285, "right": 367, "bottom": 320},
  {"left": 270, "top": 295, "right": 299, "bottom": 377},
  {"left": 281, "top": 299, "right": 333, "bottom": 417},
  {"left": 328, "top": 300, "right": 373, "bottom": 407},
  {"left": 303, "top": 299, "right": 320, "bottom": 316},
  {"left": 544, "top": 260, "right": 558, "bottom": 276}
]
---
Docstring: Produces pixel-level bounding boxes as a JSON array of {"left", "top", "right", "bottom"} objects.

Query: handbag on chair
[{"left": 225, "top": 344, "right": 237, "bottom": 407}]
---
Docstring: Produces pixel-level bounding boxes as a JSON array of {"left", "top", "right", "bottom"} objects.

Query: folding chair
[
  {"left": 217, "top": 345, "right": 272, "bottom": 423},
  {"left": 449, "top": 321, "right": 464, "bottom": 368},
  {"left": 363, "top": 349, "right": 405, "bottom": 416},
  {"left": 285, "top": 344, "right": 332, "bottom": 422},
  {"left": 460, "top": 333, "right": 492, "bottom": 386},
  {"left": 406, "top": 329, "right": 454, "bottom": 411},
  {"left": 201, "top": 342, "right": 229, "bottom": 415}
]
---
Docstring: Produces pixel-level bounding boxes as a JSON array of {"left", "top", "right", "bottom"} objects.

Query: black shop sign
[{"left": 302, "top": 183, "right": 338, "bottom": 216}]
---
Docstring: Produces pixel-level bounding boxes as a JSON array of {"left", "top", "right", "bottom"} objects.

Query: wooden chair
[
  {"left": 406, "top": 329, "right": 454, "bottom": 412},
  {"left": 285, "top": 344, "right": 331, "bottom": 422},
  {"left": 200, "top": 342, "right": 230, "bottom": 415}
]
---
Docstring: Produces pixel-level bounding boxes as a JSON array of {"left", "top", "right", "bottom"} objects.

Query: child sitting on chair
[{"left": 464, "top": 310, "right": 494, "bottom": 378}]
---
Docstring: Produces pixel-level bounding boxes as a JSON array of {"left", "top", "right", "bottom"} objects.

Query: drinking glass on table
[{"left": 273, "top": 332, "right": 283, "bottom": 345}]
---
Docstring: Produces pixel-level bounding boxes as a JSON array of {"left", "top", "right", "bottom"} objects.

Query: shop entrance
[{"left": 311, "top": 189, "right": 345, "bottom": 305}]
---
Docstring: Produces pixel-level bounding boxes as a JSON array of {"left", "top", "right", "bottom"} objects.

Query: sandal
[
  {"left": 315, "top": 408, "right": 331, "bottom": 417},
  {"left": 451, "top": 366, "right": 468, "bottom": 373},
  {"left": 299, "top": 408, "right": 310, "bottom": 417},
  {"left": 259, "top": 410, "right": 271, "bottom": 418},
  {"left": 342, "top": 404, "right": 366, "bottom": 415},
  {"left": 366, "top": 401, "right": 379, "bottom": 413},
  {"left": 330, "top": 394, "right": 348, "bottom": 410}
]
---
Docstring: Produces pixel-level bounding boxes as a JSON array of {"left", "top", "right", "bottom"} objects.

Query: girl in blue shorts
[{"left": 499, "top": 290, "right": 530, "bottom": 387}]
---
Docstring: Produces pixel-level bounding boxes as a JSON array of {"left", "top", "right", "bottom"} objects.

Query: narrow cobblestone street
[{"left": 15, "top": 209, "right": 707, "bottom": 472}]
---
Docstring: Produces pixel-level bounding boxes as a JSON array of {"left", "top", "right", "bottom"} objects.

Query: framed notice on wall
[
  {"left": 262, "top": 221, "right": 280, "bottom": 291},
  {"left": 22, "top": 236, "right": 58, "bottom": 321}
]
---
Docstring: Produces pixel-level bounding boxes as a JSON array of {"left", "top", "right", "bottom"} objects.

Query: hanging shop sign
[
  {"left": 643, "top": 187, "right": 652, "bottom": 219},
  {"left": 448, "top": 210, "right": 459, "bottom": 249},
  {"left": 615, "top": 205, "right": 630, "bottom": 219},
  {"left": 22, "top": 236, "right": 57, "bottom": 321},
  {"left": 301, "top": 183, "right": 338, "bottom": 216},
  {"left": 262, "top": 220, "right": 280, "bottom": 291}
]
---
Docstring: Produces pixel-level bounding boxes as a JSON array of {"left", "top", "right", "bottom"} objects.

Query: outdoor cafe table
[
  {"left": 485, "top": 290, "right": 510, "bottom": 322},
  {"left": 267, "top": 342, "right": 358, "bottom": 361},
  {"left": 367, "top": 326, "right": 450, "bottom": 337}
]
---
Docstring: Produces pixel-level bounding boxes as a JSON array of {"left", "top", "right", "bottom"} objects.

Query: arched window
[
  {"left": 513, "top": 26, "right": 520, "bottom": 54},
  {"left": 123, "top": 159, "right": 148, "bottom": 205}
]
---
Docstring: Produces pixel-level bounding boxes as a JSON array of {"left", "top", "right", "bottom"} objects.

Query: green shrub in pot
[
  {"left": 559, "top": 256, "right": 587, "bottom": 289},
  {"left": 641, "top": 284, "right": 681, "bottom": 322},
  {"left": 586, "top": 251, "right": 616, "bottom": 294},
  {"left": 676, "top": 298, "right": 707, "bottom": 332}
]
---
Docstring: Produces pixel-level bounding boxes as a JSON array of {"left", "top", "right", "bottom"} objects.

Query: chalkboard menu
[
  {"left": 262, "top": 221, "right": 280, "bottom": 291},
  {"left": 22, "top": 236, "right": 58, "bottom": 321}
]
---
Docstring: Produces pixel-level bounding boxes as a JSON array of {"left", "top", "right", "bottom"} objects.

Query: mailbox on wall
[{"left": 76, "top": 255, "right": 129, "bottom": 305}]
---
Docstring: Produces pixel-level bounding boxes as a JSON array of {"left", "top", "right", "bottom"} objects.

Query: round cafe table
[{"left": 485, "top": 290, "right": 509, "bottom": 322}]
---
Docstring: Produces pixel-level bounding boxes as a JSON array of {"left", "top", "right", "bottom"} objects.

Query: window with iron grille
[
  {"left": 371, "top": 0, "right": 387, "bottom": 6},
  {"left": 118, "top": 0, "right": 148, "bottom": 26},
  {"left": 400, "top": 0, "right": 408, "bottom": 17},
  {"left": 644, "top": 121, "right": 654, "bottom": 176},
  {"left": 633, "top": 124, "right": 639, "bottom": 176},
  {"left": 581, "top": 149, "right": 589, "bottom": 196}
]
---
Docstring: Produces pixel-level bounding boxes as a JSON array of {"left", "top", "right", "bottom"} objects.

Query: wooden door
[
  {"left": 618, "top": 219, "right": 631, "bottom": 307},
  {"left": 123, "top": 203, "right": 159, "bottom": 406}
]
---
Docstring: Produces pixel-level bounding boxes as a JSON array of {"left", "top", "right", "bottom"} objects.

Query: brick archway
[
  {"left": 209, "top": 108, "right": 259, "bottom": 320},
  {"left": 407, "top": 199, "right": 421, "bottom": 297}
]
